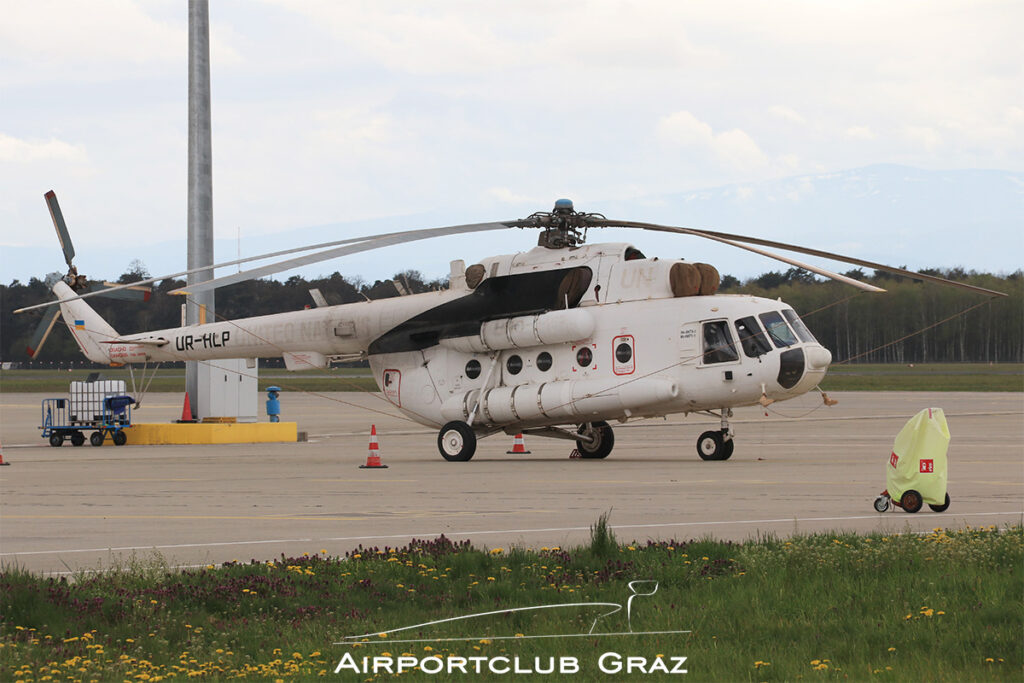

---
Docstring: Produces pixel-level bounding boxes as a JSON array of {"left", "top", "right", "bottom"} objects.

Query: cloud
[
  {"left": 768, "top": 106, "right": 807, "bottom": 125},
  {"left": 658, "top": 111, "right": 769, "bottom": 171},
  {"left": 0, "top": 0, "right": 240, "bottom": 75},
  {"left": 845, "top": 126, "right": 876, "bottom": 141},
  {"left": 0, "top": 133, "right": 88, "bottom": 163}
]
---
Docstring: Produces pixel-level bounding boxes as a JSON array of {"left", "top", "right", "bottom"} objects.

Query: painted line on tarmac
[
  {"left": 4, "top": 511, "right": 1021, "bottom": 559},
  {"left": 317, "top": 511, "right": 1024, "bottom": 542},
  {"left": 0, "top": 538, "right": 314, "bottom": 557}
]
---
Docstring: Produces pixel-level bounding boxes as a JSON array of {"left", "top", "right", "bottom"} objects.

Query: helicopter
[{"left": 17, "top": 194, "right": 1005, "bottom": 462}]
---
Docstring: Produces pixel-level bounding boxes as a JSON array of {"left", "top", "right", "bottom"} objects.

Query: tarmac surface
[{"left": 1, "top": 391, "right": 1021, "bottom": 575}]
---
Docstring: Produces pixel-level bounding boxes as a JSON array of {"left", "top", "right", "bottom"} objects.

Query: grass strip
[{"left": 2, "top": 524, "right": 1021, "bottom": 681}]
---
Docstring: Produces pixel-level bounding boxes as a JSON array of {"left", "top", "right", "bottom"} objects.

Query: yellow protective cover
[{"left": 886, "top": 407, "right": 949, "bottom": 505}]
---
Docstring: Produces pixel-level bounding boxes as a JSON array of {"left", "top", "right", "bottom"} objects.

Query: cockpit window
[
  {"left": 758, "top": 311, "right": 798, "bottom": 348},
  {"left": 782, "top": 309, "right": 817, "bottom": 343},
  {"left": 702, "top": 320, "right": 739, "bottom": 364},
  {"left": 624, "top": 247, "right": 646, "bottom": 261},
  {"left": 735, "top": 316, "right": 772, "bottom": 357}
]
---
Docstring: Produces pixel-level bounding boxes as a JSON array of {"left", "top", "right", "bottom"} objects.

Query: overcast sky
[{"left": 1, "top": 0, "right": 1021, "bottom": 284}]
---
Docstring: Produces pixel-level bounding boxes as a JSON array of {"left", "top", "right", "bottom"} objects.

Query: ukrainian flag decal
[{"left": 74, "top": 319, "right": 85, "bottom": 330}]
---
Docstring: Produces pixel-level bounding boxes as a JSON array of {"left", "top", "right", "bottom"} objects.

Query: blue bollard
[{"left": 265, "top": 386, "right": 281, "bottom": 423}]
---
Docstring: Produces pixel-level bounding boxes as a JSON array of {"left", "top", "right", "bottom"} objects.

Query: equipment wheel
[
  {"left": 71, "top": 431, "right": 86, "bottom": 447},
  {"left": 900, "top": 489, "right": 923, "bottom": 513},
  {"left": 873, "top": 495, "right": 891, "bottom": 513},
  {"left": 90, "top": 431, "right": 105, "bottom": 447},
  {"left": 697, "top": 430, "right": 727, "bottom": 460},
  {"left": 49, "top": 433, "right": 64, "bottom": 447},
  {"left": 112, "top": 430, "right": 128, "bottom": 446},
  {"left": 575, "top": 421, "right": 614, "bottom": 459},
  {"left": 438, "top": 421, "right": 476, "bottom": 462},
  {"left": 928, "top": 493, "right": 951, "bottom": 513}
]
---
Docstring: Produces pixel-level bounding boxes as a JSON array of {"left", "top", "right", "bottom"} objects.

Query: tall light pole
[{"left": 186, "top": 0, "right": 215, "bottom": 418}]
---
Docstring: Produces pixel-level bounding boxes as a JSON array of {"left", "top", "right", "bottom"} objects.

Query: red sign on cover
[
  {"left": 889, "top": 452, "right": 899, "bottom": 468},
  {"left": 920, "top": 459, "right": 934, "bottom": 473}
]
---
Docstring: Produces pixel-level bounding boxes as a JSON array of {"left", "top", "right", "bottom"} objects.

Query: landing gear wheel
[
  {"left": 71, "top": 431, "right": 85, "bottom": 447},
  {"left": 873, "top": 495, "right": 891, "bottom": 513},
  {"left": 928, "top": 493, "right": 951, "bottom": 513},
  {"left": 49, "top": 433, "right": 64, "bottom": 447},
  {"left": 719, "top": 433, "right": 735, "bottom": 461},
  {"left": 900, "top": 489, "right": 923, "bottom": 514},
  {"left": 697, "top": 430, "right": 732, "bottom": 461},
  {"left": 90, "top": 431, "right": 105, "bottom": 447},
  {"left": 112, "top": 430, "right": 127, "bottom": 446},
  {"left": 438, "top": 421, "right": 476, "bottom": 462},
  {"left": 575, "top": 421, "right": 614, "bottom": 459}
]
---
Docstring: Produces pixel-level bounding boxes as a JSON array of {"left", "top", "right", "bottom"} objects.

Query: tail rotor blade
[
  {"left": 44, "top": 190, "right": 76, "bottom": 267},
  {"left": 26, "top": 304, "right": 62, "bottom": 359}
]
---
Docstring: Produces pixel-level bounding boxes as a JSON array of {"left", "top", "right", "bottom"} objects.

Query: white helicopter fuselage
[{"left": 54, "top": 241, "right": 831, "bottom": 451}]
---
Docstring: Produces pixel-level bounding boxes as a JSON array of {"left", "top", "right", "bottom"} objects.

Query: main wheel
[
  {"left": 438, "top": 421, "right": 476, "bottom": 461},
  {"left": 71, "top": 431, "right": 86, "bottom": 447},
  {"left": 49, "top": 433, "right": 64, "bottom": 447},
  {"left": 112, "top": 430, "right": 127, "bottom": 446},
  {"left": 90, "top": 431, "right": 105, "bottom": 447},
  {"left": 873, "top": 495, "right": 891, "bottom": 513},
  {"left": 900, "top": 489, "right": 923, "bottom": 513},
  {"left": 697, "top": 430, "right": 732, "bottom": 461},
  {"left": 575, "top": 421, "right": 614, "bottom": 459},
  {"left": 928, "top": 493, "right": 951, "bottom": 513}
]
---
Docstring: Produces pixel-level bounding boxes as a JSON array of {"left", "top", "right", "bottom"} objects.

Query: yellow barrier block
[{"left": 124, "top": 422, "right": 298, "bottom": 445}]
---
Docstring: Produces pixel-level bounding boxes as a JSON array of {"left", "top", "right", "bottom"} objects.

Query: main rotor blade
[
  {"left": 93, "top": 282, "right": 152, "bottom": 302},
  {"left": 44, "top": 190, "right": 75, "bottom": 267},
  {"left": 170, "top": 221, "right": 516, "bottom": 296},
  {"left": 26, "top": 304, "right": 61, "bottom": 358},
  {"left": 14, "top": 221, "right": 523, "bottom": 314},
  {"left": 592, "top": 219, "right": 1007, "bottom": 297},
  {"left": 593, "top": 219, "right": 886, "bottom": 293}
]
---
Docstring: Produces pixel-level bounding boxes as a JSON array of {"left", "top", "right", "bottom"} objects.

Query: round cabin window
[
  {"left": 465, "top": 359, "right": 481, "bottom": 379},
  {"left": 615, "top": 342, "right": 633, "bottom": 364},
  {"left": 576, "top": 347, "right": 593, "bottom": 367},
  {"left": 506, "top": 355, "right": 523, "bottom": 375},
  {"left": 536, "top": 352, "right": 553, "bottom": 372}
]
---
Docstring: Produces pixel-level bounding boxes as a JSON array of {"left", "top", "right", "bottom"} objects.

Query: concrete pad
[{"left": 1, "top": 391, "right": 1021, "bottom": 575}]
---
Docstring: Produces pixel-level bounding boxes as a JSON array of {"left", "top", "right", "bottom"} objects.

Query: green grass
[
  {"left": 820, "top": 363, "right": 1023, "bottom": 392},
  {"left": 2, "top": 363, "right": 1022, "bottom": 394},
  {"left": 2, "top": 526, "right": 1021, "bottom": 681},
  {"left": 0, "top": 368, "right": 378, "bottom": 394}
]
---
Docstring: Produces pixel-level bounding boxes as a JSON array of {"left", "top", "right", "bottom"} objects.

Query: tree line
[{"left": 2, "top": 265, "right": 1020, "bottom": 364}]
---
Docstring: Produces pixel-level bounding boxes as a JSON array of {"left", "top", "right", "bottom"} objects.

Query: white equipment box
[{"left": 69, "top": 380, "right": 127, "bottom": 424}]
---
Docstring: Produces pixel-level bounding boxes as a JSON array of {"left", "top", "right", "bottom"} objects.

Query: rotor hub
[{"left": 525, "top": 199, "right": 605, "bottom": 249}]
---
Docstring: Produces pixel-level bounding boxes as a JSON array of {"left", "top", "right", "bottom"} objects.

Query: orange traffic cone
[
  {"left": 178, "top": 392, "right": 196, "bottom": 423},
  {"left": 0, "top": 439, "right": 9, "bottom": 466},
  {"left": 507, "top": 433, "right": 531, "bottom": 454},
  {"left": 360, "top": 425, "right": 388, "bottom": 468}
]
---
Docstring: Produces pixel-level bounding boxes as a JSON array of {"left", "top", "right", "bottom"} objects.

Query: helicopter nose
[{"left": 805, "top": 344, "right": 832, "bottom": 370}]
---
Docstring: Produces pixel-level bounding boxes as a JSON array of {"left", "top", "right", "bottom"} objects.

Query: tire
[
  {"left": 90, "top": 431, "right": 105, "bottom": 447},
  {"left": 71, "top": 431, "right": 86, "bottom": 447},
  {"left": 719, "top": 434, "right": 735, "bottom": 461},
  {"left": 697, "top": 430, "right": 726, "bottom": 460},
  {"left": 928, "top": 493, "right": 951, "bottom": 513},
  {"left": 873, "top": 495, "right": 891, "bottom": 513},
  {"left": 112, "top": 430, "right": 127, "bottom": 446},
  {"left": 575, "top": 421, "right": 614, "bottom": 459},
  {"left": 438, "top": 421, "right": 476, "bottom": 461},
  {"left": 49, "top": 433, "right": 64, "bottom": 447},
  {"left": 900, "top": 489, "right": 923, "bottom": 514}
]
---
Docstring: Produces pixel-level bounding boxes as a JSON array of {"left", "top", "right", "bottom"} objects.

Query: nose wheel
[
  {"left": 437, "top": 421, "right": 477, "bottom": 462},
  {"left": 696, "top": 430, "right": 734, "bottom": 461}
]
